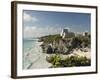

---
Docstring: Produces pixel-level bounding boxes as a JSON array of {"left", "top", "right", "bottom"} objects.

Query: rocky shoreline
[
  {"left": 38, "top": 33, "right": 91, "bottom": 67},
  {"left": 39, "top": 33, "right": 90, "bottom": 54}
]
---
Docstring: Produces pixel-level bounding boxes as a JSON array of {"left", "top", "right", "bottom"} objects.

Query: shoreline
[
  {"left": 24, "top": 46, "right": 91, "bottom": 69},
  {"left": 23, "top": 38, "right": 91, "bottom": 69},
  {"left": 23, "top": 41, "right": 52, "bottom": 69}
]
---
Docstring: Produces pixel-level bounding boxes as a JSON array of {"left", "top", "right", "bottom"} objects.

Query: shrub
[
  {"left": 47, "top": 55, "right": 91, "bottom": 68},
  {"left": 71, "top": 37, "right": 82, "bottom": 49},
  {"left": 46, "top": 54, "right": 62, "bottom": 67}
]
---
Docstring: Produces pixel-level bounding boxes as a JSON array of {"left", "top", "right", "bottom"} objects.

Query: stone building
[{"left": 60, "top": 28, "right": 75, "bottom": 38}]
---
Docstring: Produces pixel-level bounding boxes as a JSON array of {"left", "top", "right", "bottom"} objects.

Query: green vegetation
[
  {"left": 39, "top": 33, "right": 91, "bottom": 67},
  {"left": 71, "top": 35, "right": 91, "bottom": 49},
  {"left": 39, "top": 33, "right": 91, "bottom": 54},
  {"left": 46, "top": 54, "right": 91, "bottom": 68},
  {"left": 46, "top": 54, "right": 61, "bottom": 67}
]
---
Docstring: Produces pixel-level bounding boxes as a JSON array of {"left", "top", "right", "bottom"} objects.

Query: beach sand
[
  {"left": 72, "top": 49, "right": 91, "bottom": 59},
  {"left": 24, "top": 41, "right": 52, "bottom": 69},
  {"left": 58, "top": 48, "right": 91, "bottom": 60},
  {"left": 29, "top": 53, "right": 51, "bottom": 69}
]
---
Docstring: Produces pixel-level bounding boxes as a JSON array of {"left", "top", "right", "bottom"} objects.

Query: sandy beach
[
  {"left": 23, "top": 41, "right": 51, "bottom": 69},
  {"left": 72, "top": 48, "right": 91, "bottom": 59},
  {"left": 57, "top": 48, "right": 91, "bottom": 59},
  {"left": 29, "top": 53, "right": 52, "bottom": 69}
]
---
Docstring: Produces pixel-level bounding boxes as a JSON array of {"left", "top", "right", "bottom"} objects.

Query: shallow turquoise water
[
  {"left": 23, "top": 39, "right": 39, "bottom": 69},
  {"left": 23, "top": 39, "right": 37, "bottom": 53}
]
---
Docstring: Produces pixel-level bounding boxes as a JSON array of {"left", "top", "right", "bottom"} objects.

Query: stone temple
[{"left": 60, "top": 28, "right": 75, "bottom": 38}]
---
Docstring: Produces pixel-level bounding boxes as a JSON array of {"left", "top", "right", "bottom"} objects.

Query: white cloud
[
  {"left": 24, "top": 13, "right": 38, "bottom": 22},
  {"left": 24, "top": 26, "right": 62, "bottom": 39},
  {"left": 24, "top": 26, "right": 36, "bottom": 38}
]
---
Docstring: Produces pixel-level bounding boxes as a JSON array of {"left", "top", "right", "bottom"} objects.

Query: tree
[{"left": 71, "top": 37, "right": 82, "bottom": 49}]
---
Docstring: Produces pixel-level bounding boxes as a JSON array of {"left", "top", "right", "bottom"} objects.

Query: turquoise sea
[
  {"left": 23, "top": 38, "right": 41, "bottom": 69},
  {"left": 23, "top": 39, "right": 37, "bottom": 53}
]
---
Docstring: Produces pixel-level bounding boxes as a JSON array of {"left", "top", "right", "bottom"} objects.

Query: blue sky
[{"left": 23, "top": 10, "right": 90, "bottom": 38}]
